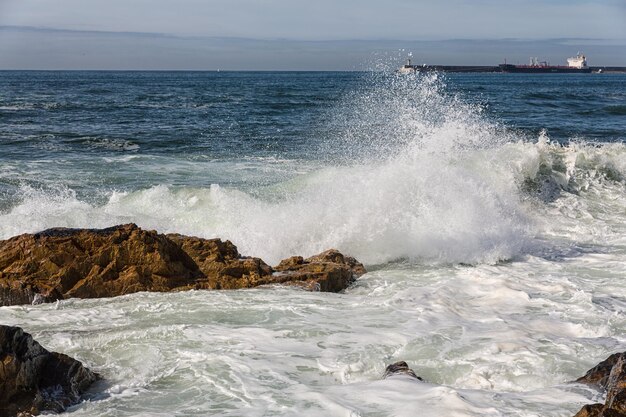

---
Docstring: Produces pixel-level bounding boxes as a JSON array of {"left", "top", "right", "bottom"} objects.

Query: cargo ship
[{"left": 499, "top": 53, "right": 592, "bottom": 73}]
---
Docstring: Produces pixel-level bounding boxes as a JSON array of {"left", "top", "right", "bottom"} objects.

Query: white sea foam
[
  {"left": 1, "top": 156, "right": 526, "bottom": 265},
  {"left": 1, "top": 253, "right": 621, "bottom": 416},
  {"left": 2, "top": 74, "right": 626, "bottom": 268},
  {"left": 2, "top": 136, "right": 626, "bottom": 267},
  {"left": 1, "top": 72, "right": 626, "bottom": 417},
  {"left": 0, "top": 73, "right": 528, "bottom": 264}
]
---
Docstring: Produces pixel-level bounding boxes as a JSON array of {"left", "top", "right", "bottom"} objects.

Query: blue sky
[{"left": 0, "top": 0, "right": 624, "bottom": 69}]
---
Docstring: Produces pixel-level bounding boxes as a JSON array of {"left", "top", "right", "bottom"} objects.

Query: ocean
[{"left": 1, "top": 69, "right": 625, "bottom": 416}]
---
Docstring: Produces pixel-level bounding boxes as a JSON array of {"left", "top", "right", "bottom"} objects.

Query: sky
[{"left": 0, "top": 0, "right": 625, "bottom": 69}]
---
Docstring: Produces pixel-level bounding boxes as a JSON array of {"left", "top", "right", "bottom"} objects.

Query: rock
[
  {"left": 606, "top": 357, "right": 626, "bottom": 414},
  {"left": 577, "top": 353, "right": 626, "bottom": 388},
  {"left": 273, "top": 249, "right": 366, "bottom": 292},
  {"left": 166, "top": 234, "right": 273, "bottom": 290},
  {"left": 0, "top": 325, "right": 99, "bottom": 417},
  {"left": 0, "top": 224, "right": 205, "bottom": 305},
  {"left": 0, "top": 225, "right": 366, "bottom": 305},
  {"left": 382, "top": 361, "right": 423, "bottom": 381},
  {"left": 574, "top": 404, "right": 605, "bottom": 417},
  {"left": 574, "top": 352, "right": 626, "bottom": 417},
  {"left": 306, "top": 250, "right": 367, "bottom": 276}
]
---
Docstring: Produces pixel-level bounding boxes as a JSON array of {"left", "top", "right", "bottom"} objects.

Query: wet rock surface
[
  {"left": 273, "top": 249, "right": 366, "bottom": 292},
  {"left": 0, "top": 325, "right": 99, "bottom": 417},
  {"left": 575, "top": 352, "right": 626, "bottom": 417},
  {"left": 166, "top": 233, "right": 274, "bottom": 290},
  {"left": 0, "top": 224, "right": 366, "bottom": 306},
  {"left": 382, "top": 361, "right": 423, "bottom": 381}
]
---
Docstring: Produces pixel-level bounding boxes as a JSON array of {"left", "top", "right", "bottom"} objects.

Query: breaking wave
[{"left": 1, "top": 73, "right": 625, "bottom": 266}]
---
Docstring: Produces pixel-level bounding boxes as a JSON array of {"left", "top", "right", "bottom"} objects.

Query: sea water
[{"left": 0, "top": 70, "right": 625, "bottom": 416}]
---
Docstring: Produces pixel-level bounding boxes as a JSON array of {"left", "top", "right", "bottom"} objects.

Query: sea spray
[
  {"left": 1, "top": 73, "right": 531, "bottom": 265},
  {"left": 318, "top": 71, "right": 510, "bottom": 164},
  {"left": 1, "top": 73, "right": 625, "bottom": 266},
  {"left": 2, "top": 70, "right": 626, "bottom": 417}
]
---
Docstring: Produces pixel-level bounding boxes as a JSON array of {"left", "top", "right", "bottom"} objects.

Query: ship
[{"left": 499, "top": 53, "right": 592, "bottom": 73}]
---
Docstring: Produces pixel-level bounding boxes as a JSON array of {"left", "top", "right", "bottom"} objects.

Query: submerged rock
[
  {"left": 574, "top": 352, "right": 626, "bottom": 417},
  {"left": 382, "top": 361, "right": 423, "bottom": 381},
  {"left": 0, "top": 325, "right": 99, "bottom": 417},
  {"left": 0, "top": 224, "right": 366, "bottom": 306}
]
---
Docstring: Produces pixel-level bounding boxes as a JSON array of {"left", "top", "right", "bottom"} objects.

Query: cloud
[{"left": 1, "top": 0, "right": 625, "bottom": 40}]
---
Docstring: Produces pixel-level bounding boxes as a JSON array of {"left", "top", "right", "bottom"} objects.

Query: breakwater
[{"left": 404, "top": 65, "right": 626, "bottom": 73}]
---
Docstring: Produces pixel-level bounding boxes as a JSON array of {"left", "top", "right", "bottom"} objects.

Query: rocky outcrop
[
  {"left": 0, "top": 224, "right": 206, "bottom": 305},
  {"left": 0, "top": 224, "right": 366, "bottom": 306},
  {"left": 574, "top": 352, "right": 626, "bottom": 417},
  {"left": 273, "top": 249, "right": 366, "bottom": 292},
  {"left": 166, "top": 234, "right": 274, "bottom": 290},
  {"left": 382, "top": 361, "right": 423, "bottom": 381},
  {"left": 0, "top": 325, "right": 98, "bottom": 417}
]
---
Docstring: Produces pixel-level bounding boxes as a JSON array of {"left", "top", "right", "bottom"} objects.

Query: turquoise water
[{"left": 1, "top": 70, "right": 625, "bottom": 416}]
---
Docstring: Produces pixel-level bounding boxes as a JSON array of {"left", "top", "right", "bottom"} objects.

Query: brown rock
[
  {"left": 0, "top": 224, "right": 205, "bottom": 305},
  {"left": 574, "top": 404, "right": 605, "bottom": 417},
  {"left": 573, "top": 404, "right": 626, "bottom": 417},
  {"left": 273, "top": 249, "right": 366, "bottom": 292},
  {"left": 166, "top": 234, "right": 273, "bottom": 289},
  {"left": 0, "top": 225, "right": 365, "bottom": 305},
  {"left": 574, "top": 352, "right": 626, "bottom": 417},
  {"left": 577, "top": 353, "right": 626, "bottom": 388},
  {"left": 606, "top": 357, "right": 626, "bottom": 414},
  {"left": 0, "top": 325, "right": 99, "bottom": 417},
  {"left": 306, "top": 250, "right": 367, "bottom": 276},
  {"left": 601, "top": 410, "right": 626, "bottom": 417}
]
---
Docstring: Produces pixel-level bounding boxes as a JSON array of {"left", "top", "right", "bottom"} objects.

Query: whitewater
[{"left": 1, "top": 70, "right": 625, "bottom": 416}]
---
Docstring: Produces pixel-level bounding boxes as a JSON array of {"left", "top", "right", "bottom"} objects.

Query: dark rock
[
  {"left": 592, "top": 409, "right": 626, "bottom": 417},
  {"left": 606, "top": 357, "right": 626, "bottom": 414},
  {"left": 574, "top": 352, "right": 626, "bottom": 417},
  {"left": 0, "top": 225, "right": 366, "bottom": 305},
  {"left": 574, "top": 404, "right": 605, "bottom": 417},
  {"left": 382, "top": 361, "right": 423, "bottom": 381},
  {"left": 602, "top": 410, "right": 626, "bottom": 417},
  {"left": 577, "top": 353, "right": 626, "bottom": 388},
  {"left": 0, "top": 325, "right": 99, "bottom": 417}
]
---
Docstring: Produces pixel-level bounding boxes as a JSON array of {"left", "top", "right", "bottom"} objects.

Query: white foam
[
  {"left": 2, "top": 69, "right": 625, "bottom": 417},
  {"left": 3, "top": 75, "right": 626, "bottom": 268},
  {"left": 1, "top": 256, "right": 617, "bottom": 416},
  {"left": 4, "top": 88, "right": 626, "bottom": 267},
  {"left": 0, "top": 73, "right": 540, "bottom": 265}
]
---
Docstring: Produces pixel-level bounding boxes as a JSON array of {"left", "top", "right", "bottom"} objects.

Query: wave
[
  {"left": 82, "top": 137, "right": 140, "bottom": 152},
  {"left": 523, "top": 92, "right": 557, "bottom": 100},
  {"left": 605, "top": 105, "right": 626, "bottom": 116},
  {"left": 1, "top": 73, "right": 625, "bottom": 266},
  {"left": 4, "top": 138, "right": 624, "bottom": 265}
]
